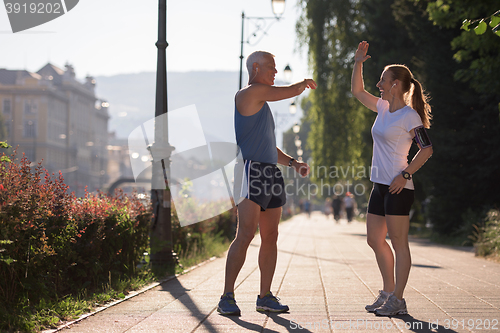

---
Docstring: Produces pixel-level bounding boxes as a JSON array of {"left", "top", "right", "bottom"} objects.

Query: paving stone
[{"left": 54, "top": 212, "right": 500, "bottom": 333}]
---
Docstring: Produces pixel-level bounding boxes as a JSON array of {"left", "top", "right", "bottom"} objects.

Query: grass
[
  {"left": 408, "top": 209, "right": 500, "bottom": 261},
  {"left": 470, "top": 209, "right": 500, "bottom": 261},
  {"left": 2, "top": 233, "right": 232, "bottom": 333},
  {"left": 0, "top": 269, "right": 158, "bottom": 332},
  {"left": 175, "top": 232, "right": 231, "bottom": 274}
]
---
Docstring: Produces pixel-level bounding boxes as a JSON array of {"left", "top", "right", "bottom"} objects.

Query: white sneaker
[
  {"left": 365, "top": 290, "right": 390, "bottom": 312},
  {"left": 375, "top": 294, "right": 408, "bottom": 316}
]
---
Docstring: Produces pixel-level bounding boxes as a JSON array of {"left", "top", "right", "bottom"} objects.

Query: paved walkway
[{"left": 55, "top": 212, "right": 500, "bottom": 332}]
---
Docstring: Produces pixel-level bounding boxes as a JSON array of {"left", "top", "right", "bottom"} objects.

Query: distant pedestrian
[
  {"left": 343, "top": 192, "right": 356, "bottom": 222},
  {"left": 331, "top": 195, "right": 342, "bottom": 223},
  {"left": 304, "top": 200, "right": 311, "bottom": 218},
  {"left": 324, "top": 197, "right": 332, "bottom": 218},
  {"left": 351, "top": 41, "right": 433, "bottom": 316},
  {"left": 217, "top": 50, "right": 316, "bottom": 316}
]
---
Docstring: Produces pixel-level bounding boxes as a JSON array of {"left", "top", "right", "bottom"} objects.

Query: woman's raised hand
[{"left": 354, "top": 41, "right": 371, "bottom": 63}]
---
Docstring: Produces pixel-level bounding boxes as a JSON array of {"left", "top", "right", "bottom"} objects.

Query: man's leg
[
  {"left": 223, "top": 198, "right": 260, "bottom": 294},
  {"left": 257, "top": 206, "right": 282, "bottom": 298}
]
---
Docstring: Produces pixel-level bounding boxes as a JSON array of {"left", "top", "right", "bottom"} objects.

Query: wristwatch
[
  {"left": 288, "top": 158, "right": 295, "bottom": 167},
  {"left": 401, "top": 171, "right": 412, "bottom": 180}
]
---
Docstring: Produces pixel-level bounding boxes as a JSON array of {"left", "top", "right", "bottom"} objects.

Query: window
[
  {"left": 4, "top": 121, "right": 11, "bottom": 138},
  {"left": 24, "top": 100, "right": 37, "bottom": 115},
  {"left": 24, "top": 148, "right": 35, "bottom": 162},
  {"left": 23, "top": 120, "right": 37, "bottom": 138},
  {"left": 2, "top": 99, "right": 11, "bottom": 116}
]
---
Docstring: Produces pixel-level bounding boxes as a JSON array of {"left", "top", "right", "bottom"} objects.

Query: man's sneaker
[
  {"left": 375, "top": 294, "right": 408, "bottom": 316},
  {"left": 217, "top": 292, "right": 241, "bottom": 316},
  {"left": 256, "top": 291, "right": 289, "bottom": 313},
  {"left": 365, "top": 290, "right": 390, "bottom": 312}
]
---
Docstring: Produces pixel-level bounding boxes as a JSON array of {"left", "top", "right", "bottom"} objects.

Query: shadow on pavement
[
  {"left": 223, "top": 315, "right": 280, "bottom": 333},
  {"left": 264, "top": 313, "right": 314, "bottom": 333},
  {"left": 392, "top": 314, "right": 458, "bottom": 333},
  {"left": 222, "top": 312, "right": 314, "bottom": 332},
  {"left": 159, "top": 277, "right": 218, "bottom": 332},
  {"left": 249, "top": 243, "right": 355, "bottom": 265},
  {"left": 412, "top": 263, "right": 442, "bottom": 269}
]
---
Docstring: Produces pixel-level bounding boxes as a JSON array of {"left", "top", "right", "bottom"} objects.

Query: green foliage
[
  {"left": 297, "top": 0, "right": 372, "bottom": 186},
  {"left": 470, "top": 209, "right": 500, "bottom": 258},
  {"left": 460, "top": 10, "right": 500, "bottom": 37},
  {"left": 297, "top": 0, "right": 500, "bottom": 238},
  {"left": 0, "top": 144, "right": 235, "bottom": 332},
  {"left": 419, "top": 0, "right": 500, "bottom": 235},
  {"left": 171, "top": 197, "right": 236, "bottom": 266},
  {"left": 0, "top": 141, "right": 11, "bottom": 164},
  {"left": 0, "top": 149, "right": 151, "bottom": 332}
]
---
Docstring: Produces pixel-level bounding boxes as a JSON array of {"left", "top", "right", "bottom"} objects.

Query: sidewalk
[{"left": 55, "top": 212, "right": 500, "bottom": 332}]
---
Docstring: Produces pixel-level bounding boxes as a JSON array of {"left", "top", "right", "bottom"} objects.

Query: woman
[{"left": 351, "top": 41, "right": 433, "bottom": 316}]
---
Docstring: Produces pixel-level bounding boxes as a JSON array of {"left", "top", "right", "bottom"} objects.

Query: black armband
[{"left": 413, "top": 126, "right": 432, "bottom": 148}]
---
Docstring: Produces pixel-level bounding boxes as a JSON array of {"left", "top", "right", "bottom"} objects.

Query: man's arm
[
  {"left": 236, "top": 79, "right": 317, "bottom": 116},
  {"left": 254, "top": 79, "right": 317, "bottom": 102},
  {"left": 277, "top": 147, "right": 310, "bottom": 177}
]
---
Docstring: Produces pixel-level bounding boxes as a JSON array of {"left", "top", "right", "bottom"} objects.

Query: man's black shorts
[
  {"left": 234, "top": 160, "right": 286, "bottom": 211},
  {"left": 367, "top": 183, "right": 414, "bottom": 216}
]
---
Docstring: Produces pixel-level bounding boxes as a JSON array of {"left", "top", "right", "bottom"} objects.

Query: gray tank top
[{"left": 235, "top": 102, "right": 277, "bottom": 164}]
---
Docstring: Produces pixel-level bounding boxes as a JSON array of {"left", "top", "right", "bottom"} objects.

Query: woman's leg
[
  {"left": 366, "top": 213, "right": 395, "bottom": 292},
  {"left": 386, "top": 215, "right": 411, "bottom": 300}
]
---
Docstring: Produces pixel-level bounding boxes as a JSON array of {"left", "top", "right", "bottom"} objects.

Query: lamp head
[{"left": 271, "top": 0, "right": 286, "bottom": 17}]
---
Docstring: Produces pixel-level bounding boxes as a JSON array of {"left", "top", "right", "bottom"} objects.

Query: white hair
[{"left": 246, "top": 51, "right": 275, "bottom": 75}]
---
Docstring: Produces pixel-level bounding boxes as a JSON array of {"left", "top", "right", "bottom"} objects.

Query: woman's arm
[
  {"left": 388, "top": 128, "right": 433, "bottom": 194},
  {"left": 351, "top": 41, "right": 378, "bottom": 112}
]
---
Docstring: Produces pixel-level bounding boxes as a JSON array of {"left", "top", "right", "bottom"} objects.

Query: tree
[
  {"left": 297, "top": 0, "right": 372, "bottom": 191},
  {"left": 461, "top": 10, "right": 500, "bottom": 37},
  {"left": 416, "top": 0, "right": 500, "bottom": 235},
  {"left": 297, "top": 0, "right": 500, "bottom": 238}
]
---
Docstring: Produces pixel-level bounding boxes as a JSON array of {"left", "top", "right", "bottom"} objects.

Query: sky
[{"left": 1, "top": 0, "right": 311, "bottom": 82}]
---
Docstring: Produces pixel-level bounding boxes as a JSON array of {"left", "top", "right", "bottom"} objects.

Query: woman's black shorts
[{"left": 367, "top": 183, "right": 414, "bottom": 216}]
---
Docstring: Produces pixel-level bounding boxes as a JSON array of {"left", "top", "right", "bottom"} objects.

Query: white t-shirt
[{"left": 370, "top": 99, "right": 423, "bottom": 190}]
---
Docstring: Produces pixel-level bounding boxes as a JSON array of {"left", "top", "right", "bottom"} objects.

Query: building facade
[{"left": 0, "top": 63, "right": 109, "bottom": 196}]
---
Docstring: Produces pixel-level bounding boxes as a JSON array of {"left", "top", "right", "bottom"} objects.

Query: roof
[
  {"left": 37, "top": 63, "right": 65, "bottom": 77},
  {"left": 0, "top": 69, "right": 41, "bottom": 85}
]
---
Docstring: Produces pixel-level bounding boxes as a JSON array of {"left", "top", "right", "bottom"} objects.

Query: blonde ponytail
[
  {"left": 385, "top": 64, "right": 432, "bottom": 128},
  {"left": 410, "top": 78, "right": 432, "bottom": 129}
]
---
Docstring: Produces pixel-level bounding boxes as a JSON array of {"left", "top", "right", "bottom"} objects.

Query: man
[{"left": 217, "top": 51, "right": 317, "bottom": 315}]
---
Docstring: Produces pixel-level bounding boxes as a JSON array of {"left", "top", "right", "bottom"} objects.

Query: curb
[{"left": 42, "top": 256, "right": 218, "bottom": 333}]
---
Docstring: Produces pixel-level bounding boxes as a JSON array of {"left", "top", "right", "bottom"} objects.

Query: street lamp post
[
  {"left": 283, "top": 64, "right": 292, "bottom": 82},
  {"left": 150, "top": 0, "right": 176, "bottom": 270},
  {"left": 238, "top": 0, "right": 286, "bottom": 89}
]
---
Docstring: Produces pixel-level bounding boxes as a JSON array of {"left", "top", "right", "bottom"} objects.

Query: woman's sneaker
[
  {"left": 375, "top": 294, "right": 408, "bottom": 316},
  {"left": 365, "top": 290, "right": 390, "bottom": 312},
  {"left": 217, "top": 292, "right": 241, "bottom": 316},
  {"left": 256, "top": 291, "right": 289, "bottom": 313}
]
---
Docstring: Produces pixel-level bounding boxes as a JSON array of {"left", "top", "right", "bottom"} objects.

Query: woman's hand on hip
[{"left": 389, "top": 174, "right": 407, "bottom": 195}]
